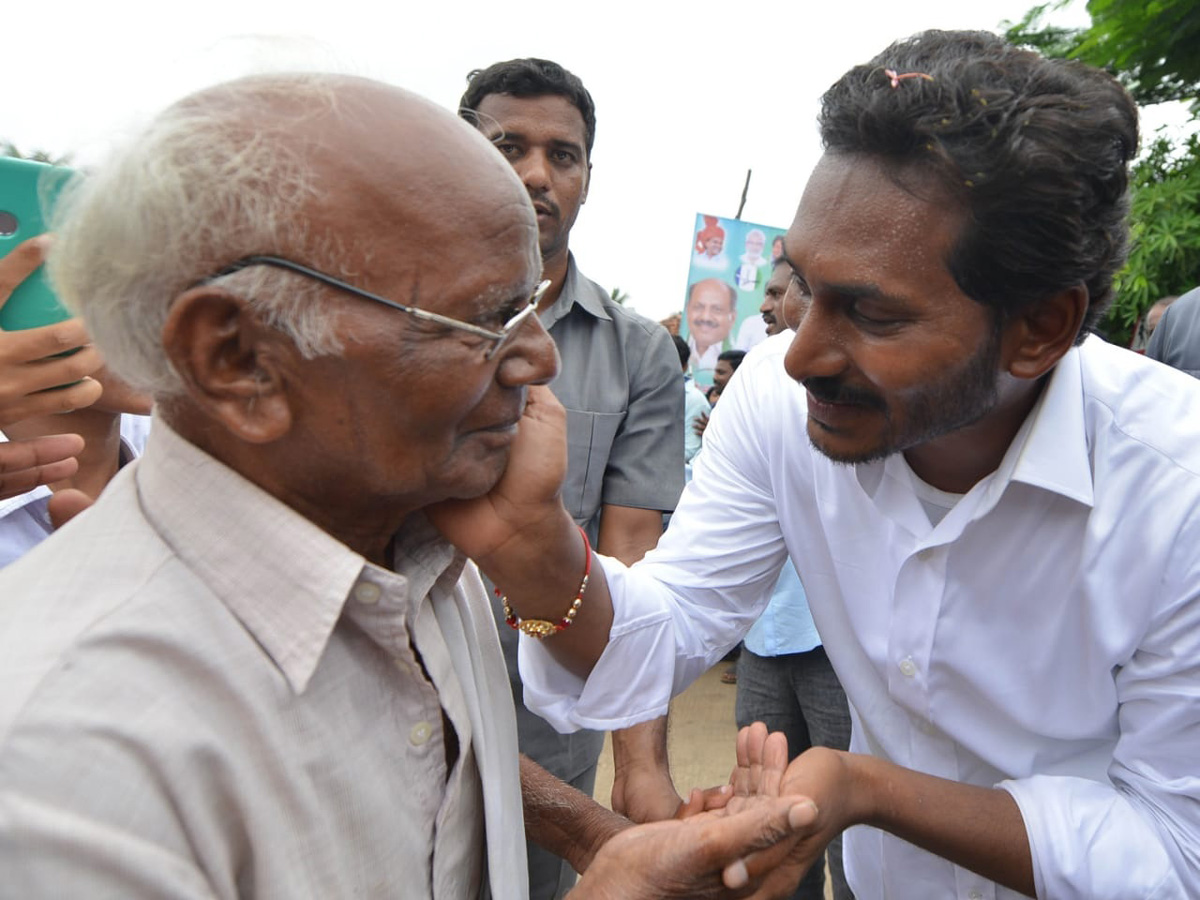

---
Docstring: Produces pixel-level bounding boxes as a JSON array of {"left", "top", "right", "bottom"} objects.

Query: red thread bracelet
[{"left": 501, "top": 526, "right": 591, "bottom": 639}]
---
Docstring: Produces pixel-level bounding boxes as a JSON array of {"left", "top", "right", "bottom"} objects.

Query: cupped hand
[
  {"left": 0, "top": 236, "right": 103, "bottom": 427},
  {"left": 571, "top": 795, "right": 820, "bottom": 900}
]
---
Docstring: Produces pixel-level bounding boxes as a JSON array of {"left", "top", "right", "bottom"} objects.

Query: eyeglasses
[{"left": 203, "top": 255, "right": 550, "bottom": 361}]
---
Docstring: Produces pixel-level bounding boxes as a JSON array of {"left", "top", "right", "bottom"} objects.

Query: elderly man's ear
[{"left": 161, "top": 290, "right": 296, "bottom": 443}]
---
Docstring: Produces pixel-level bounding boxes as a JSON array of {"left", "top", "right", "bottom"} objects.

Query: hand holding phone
[{"left": 0, "top": 236, "right": 103, "bottom": 426}]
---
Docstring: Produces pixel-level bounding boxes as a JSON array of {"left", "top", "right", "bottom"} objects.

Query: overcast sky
[{"left": 6, "top": 0, "right": 1111, "bottom": 320}]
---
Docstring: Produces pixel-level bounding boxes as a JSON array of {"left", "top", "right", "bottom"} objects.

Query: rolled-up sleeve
[{"left": 1000, "top": 516, "right": 1200, "bottom": 899}]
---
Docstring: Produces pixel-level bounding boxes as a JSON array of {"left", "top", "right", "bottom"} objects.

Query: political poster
[{"left": 682, "top": 212, "right": 786, "bottom": 386}]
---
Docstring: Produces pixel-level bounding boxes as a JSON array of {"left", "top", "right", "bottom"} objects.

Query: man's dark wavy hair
[
  {"left": 459, "top": 58, "right": 596, "bottom": 157},
  {"left": 819, "top": 30, "right": 1138, "bottom": 340}
]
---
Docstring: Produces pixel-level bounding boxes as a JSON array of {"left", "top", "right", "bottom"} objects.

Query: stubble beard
[{"left": 809, "top": 324, "right": 1003, "bottom": 467}]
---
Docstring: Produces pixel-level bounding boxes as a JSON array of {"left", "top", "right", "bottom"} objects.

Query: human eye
[
  {"left": 493, "top": 141, "right": 522, "bottom": 158},
  {"left": 477, "top": 297, "right": 526, "bottom": 331},
  {"left": 788, "top": 273, "right": 812, "bottom": 298},
  {"left": 849, "top": 303, "right": 905, "bottom": 331}
]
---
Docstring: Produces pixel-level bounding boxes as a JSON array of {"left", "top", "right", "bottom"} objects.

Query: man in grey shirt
[
  {"left": 1147, "top": 285, "right": 1200, "bottom": 378},
  {"left": 460, "top": 58, "right": 684, "bottom": 898}
]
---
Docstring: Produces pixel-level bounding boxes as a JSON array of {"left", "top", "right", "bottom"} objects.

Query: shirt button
[
  {"left": 354, "top": 582, "right": 381, "bottom": 605},
  {"left": 899, "top": 657, "right": 918, "bottom": 678},
  {"left": 410, "top": 721, "right": 433, "bottom": 746},
  {"left": 968, "top": 891, "right": 983, "bottom": 900},
  {"left": 918, "top": 548, "right": 935, "bottom": 562}
]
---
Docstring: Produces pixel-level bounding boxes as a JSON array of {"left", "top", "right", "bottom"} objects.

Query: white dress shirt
[
  {"left": 523, "top": 334, "right": 1200, "bottom": 899},
  {"left": 0, "top": 421, "right": 526, "bottom": 899}
]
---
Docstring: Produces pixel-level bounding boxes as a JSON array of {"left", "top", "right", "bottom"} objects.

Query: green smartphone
[{"left": 0, "top": 156, "right": 78, "bottom": 331}]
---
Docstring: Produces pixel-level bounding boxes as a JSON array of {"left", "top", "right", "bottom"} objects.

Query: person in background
[
  {"left": 673, "top": 334, "right": 709, "bottom": 467},
  {"left": 458, "top": 57, "right": 684, "bottom": 899},
  {"left": 1129, "top": 293, "right": 1178, "bottom": 352},
  {"left": 1146, "top": 286, "right": 1199, "bottom": 376},
  {"left": 695, "top": 348, "right": 746, "bottom": 442}
]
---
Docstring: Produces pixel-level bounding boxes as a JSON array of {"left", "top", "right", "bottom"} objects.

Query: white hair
[{"left": 48, "top": 73, "right": 351, "bottom": 397}]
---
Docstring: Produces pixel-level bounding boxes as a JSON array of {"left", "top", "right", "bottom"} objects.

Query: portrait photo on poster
[{"left": 682, "top": 212, "right": 786, "bottom": 386}]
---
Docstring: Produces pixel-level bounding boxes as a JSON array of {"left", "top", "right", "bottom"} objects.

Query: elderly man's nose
[{"left": 498, "top": 315, "right": 559, "bottom": 386}]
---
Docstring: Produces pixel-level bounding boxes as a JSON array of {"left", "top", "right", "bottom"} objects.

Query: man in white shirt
[
  {"left": 434, "top": 31, "right": 1200, "bottom": 899},
  {"left": 0, "top": 73, "right": 817, "bottom": 899}
]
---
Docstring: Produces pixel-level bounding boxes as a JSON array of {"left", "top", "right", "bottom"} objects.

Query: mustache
[
  {"left": 804, "top": 376, "right": 886, "bottom": 411},
  {"left": 529, "top": 190, "right": 560, "bottom": 219}
]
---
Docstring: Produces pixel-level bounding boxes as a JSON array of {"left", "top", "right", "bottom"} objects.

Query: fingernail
[
  {"left": 723, "top": 859, "right": 749, "bottom": 889},
  {"left": 787, "top": 800, "right": 820, "bottom": 828},
  {"left": 719, "top": 784, "right": 731, "bottom": 794}
]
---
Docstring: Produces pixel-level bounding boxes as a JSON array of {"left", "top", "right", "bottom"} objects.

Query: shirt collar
[
  {"left": 855, "top": 342, "right": 1095, "bottom": 535},
  {"left": 1006, "top": 342, "right": 1094, "bottom": 508},
  {"left": 539, "top": 253, "right": 612, "bottom": 330},
  {"left": 135, "top": 420, "right": 464, "bottom": 694}
]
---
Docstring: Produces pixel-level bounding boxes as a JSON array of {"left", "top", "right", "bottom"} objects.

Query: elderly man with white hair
[{"left": 0, "top": 74, "right": 816, "bottom": 899}]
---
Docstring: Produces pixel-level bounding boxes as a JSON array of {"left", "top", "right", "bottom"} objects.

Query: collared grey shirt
[
  {"left": 541, "top": 254, "right": 685, "bottom": 539},
  {"left": 1147, "top": 285, "right": 1200, "bottom": 378}
]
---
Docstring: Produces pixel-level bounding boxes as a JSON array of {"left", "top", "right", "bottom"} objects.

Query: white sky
[{"left": 4, "top": 0, "right": 1127, "bottom": 321}]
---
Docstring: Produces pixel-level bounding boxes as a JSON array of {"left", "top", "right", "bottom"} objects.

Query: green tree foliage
[
  {"left": 1111, "top": 134, "right": 1200, "bottom": 334},
  {"left": 1006, "top": 0, "right": 1200, "bottom": 342},
  {"left": 1006, "top": 0, "right": 1200, "bottom": 109}
]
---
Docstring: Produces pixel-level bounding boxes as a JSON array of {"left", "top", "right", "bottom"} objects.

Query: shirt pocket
[{"left": 563, "top": 408, "right": 624, "bottom": 522}]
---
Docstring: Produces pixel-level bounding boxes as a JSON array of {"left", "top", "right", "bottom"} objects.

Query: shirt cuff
[
  {"left": 517, "top": 554, "right": 707, "bottom": 732},
  {"left": 999, "top": 775, "right": 1183, "bottom": 899}
]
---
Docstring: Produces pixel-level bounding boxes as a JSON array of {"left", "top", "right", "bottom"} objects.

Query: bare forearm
[
  {"left": 520, "top": 754, "right": 631, "bottom": 876},
  {"left": 596, "top": 504, "right": 664, "bottom": 567},
  {"left": 846, "top": 753, "right": 1035, "bottom": 896}
]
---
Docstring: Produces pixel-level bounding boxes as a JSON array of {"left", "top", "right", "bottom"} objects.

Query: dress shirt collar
[
  {"left": 135, "top": 420, "right": 465, "bottom": 694},
  {"left": 539, "top": 252, "right": 612, "bottom": 330},
  {"left": 1007, "top": 342, "right": 1094, "bottom": 508}
]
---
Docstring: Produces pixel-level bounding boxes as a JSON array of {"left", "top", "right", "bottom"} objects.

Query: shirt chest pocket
[{"left": 563, "top": 408, "right": 624, "bottom": 523}]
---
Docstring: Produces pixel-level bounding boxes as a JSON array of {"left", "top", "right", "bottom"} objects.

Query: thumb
[{"left": 680, "top": 797, "right": 816, "bottom": 886}]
